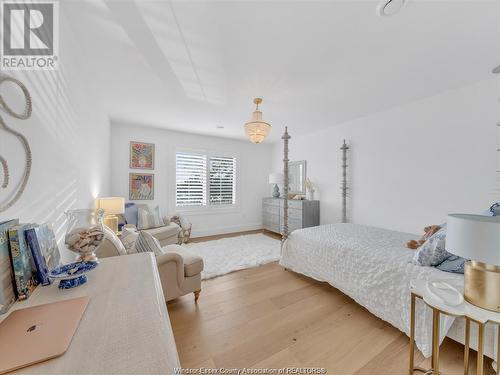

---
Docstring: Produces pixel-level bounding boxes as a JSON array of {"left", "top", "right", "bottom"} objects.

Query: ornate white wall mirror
[{"left": 289, "top": 160, "right": 307, "bottom": 195}]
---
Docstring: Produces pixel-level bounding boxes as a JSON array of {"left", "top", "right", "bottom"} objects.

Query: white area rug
[{"left": 184, "top": 234, "right": 281, "bottom": 280}]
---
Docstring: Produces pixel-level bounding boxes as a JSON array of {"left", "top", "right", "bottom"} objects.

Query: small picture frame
[
  {"left": 130, "top": 142, "right": 154, "bottom": 170},
  {"left": 129, "top": 173, "right": 154, "bottom": 200}
]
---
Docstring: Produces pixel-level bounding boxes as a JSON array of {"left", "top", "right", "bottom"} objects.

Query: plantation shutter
[
  {"left": 176, "top": 153, "right": 207, "bottom": 206},
  {"left": 209, "top": 156, "right": 236, "bottom": 205}
]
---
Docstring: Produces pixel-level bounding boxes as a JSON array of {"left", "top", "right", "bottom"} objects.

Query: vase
[
  {"left": 306, "top": 190, "right": 314, "bottom": 201},
  {"left": 64, "top": 209, "right": 105, "bottom": 262}
]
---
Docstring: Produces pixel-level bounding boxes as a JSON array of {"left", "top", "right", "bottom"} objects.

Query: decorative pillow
[
  {"left": 133, "top": 231, "right": 164, "bottom": 257},
  {"left": 120, "top": 227, "right": 139, "bottom": 254},
  {"left": 103, "top": 225, "right": 127, "bottom": 256},
  {"left": 124, "top": 202, "right": 138, "bottom": 225},
  {"left": 413, "top": 227, "right": 451, "bottom": 267},
  {"left": 137, "top": 206, "right": 163, "bottom": 230},
  {"left": 413, "top": 226, "right": 467, "bottom": 274},
  {"left": 435, "top": 255, "right": 466, "bottom": 274}
]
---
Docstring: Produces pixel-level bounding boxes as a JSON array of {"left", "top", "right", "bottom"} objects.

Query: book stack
[{"left": 0, "top": 220, "right": 61, "bottom": 314}]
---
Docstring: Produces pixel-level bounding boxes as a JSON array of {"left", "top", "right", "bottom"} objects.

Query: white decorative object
[
  {"left": 184, "top": 234, "right": 280, "bottom": 279},
  {"left": 280, "top": 223, "right": 498, "bottom": 359},
  {"left": 269, "top": 172, "right": 284, "bottom": 198},
  {"left": 244, "top": 98, "right": 271, "bottom": 144},
  {"left": 0, "top": 253, "right": 181, "bottom": 374},
  {"left": 0, "top": 75, "right": 33, "bottom": 213},
  {"left": 64, "top": 209, "right": 105, "bottom": 262},
  {"left": 305, "top": 178, "right": 315, "bottom": 200}
]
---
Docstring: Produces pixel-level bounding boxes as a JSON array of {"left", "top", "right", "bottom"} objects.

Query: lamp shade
[
  {"left": 269, "top": 173, "right": 284, "bottom": 184},
  {"left": 97, "top": 197, "right": 125, "bottom": 215},
  {"left": 445, "top": 214, "right": 500, "bottom": 266}
]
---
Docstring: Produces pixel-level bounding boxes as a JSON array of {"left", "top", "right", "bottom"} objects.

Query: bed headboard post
[
  {"left": 281, "top": 127, "right": 291, "bottom": 252},
  {"left": 341, "top": 139, "right": 349, "bottom": 223}
]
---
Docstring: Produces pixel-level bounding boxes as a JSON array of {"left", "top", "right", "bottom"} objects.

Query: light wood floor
[{"left": 168, "top": 255, "right": 494, "bottom": 374}]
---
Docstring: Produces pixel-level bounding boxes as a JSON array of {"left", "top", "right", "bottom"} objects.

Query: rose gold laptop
[{"left": 0, "top": 296, "right": 90, "bottom": 374}]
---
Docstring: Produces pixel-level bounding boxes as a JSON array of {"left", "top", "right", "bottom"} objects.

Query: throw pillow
[
  {"left": 137, "top": 206, "right": 163, "bottom": 230},
  {"left": 120, "top": 227, "right": 139, "bottom": 254},
  {"left": 103, "top": 225, "right": 127, "bottom": 256},
  {"left": 413, "top": 227, "right": 450, "bottom": 266},
  {"left": 133, "top": 231, "right": 164, "bottom": 257},
  {"left": 435, "top": 255, "right": 466, "bottom": 274}
]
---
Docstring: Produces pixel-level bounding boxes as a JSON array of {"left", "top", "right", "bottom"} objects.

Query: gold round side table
[{"left": 409, "top": 279, "right": 500, "bottom": 375}]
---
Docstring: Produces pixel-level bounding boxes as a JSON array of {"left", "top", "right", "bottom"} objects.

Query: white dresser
[
  {"left": 0, "top": 253, "right": 180, "bottom": 375},
  {"left": 262, "top": 198, "right": 320, "bottom": 234}
]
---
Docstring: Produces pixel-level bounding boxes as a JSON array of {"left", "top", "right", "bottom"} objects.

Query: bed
[{"left": 280, "top": 223, "right": 498, "bottom": 359}]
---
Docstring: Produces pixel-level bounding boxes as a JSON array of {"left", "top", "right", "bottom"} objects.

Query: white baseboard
[{"left": 191, "top": 223, "right": 263, "bottom": 238}]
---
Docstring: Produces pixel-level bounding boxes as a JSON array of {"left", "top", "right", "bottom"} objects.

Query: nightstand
[{"left": 409, "top": 279, "right": 500, "bottom": 375}]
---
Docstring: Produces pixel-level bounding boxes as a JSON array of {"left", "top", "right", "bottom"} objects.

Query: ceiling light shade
[
  {"left": 244, "top": 98, "right": 271, "bottom": 144},
  {"left": 493, "top": 64, "right": 500, "bottom": 74}
]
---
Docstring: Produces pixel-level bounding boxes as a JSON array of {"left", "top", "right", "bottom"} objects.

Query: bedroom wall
[
  {"left": 0, "top": 7, "right": 111, "bottom": 259},
  {"left": 110, "top": 122, "right": 273, "bottom": 237},
  {"left": 272, "top": 78, "right": 499, "bottom": 234}
]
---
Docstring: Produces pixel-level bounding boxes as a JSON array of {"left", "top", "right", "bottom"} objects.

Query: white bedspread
[{"left": 280, "top": 223, "right": 496, "bottom": 358}]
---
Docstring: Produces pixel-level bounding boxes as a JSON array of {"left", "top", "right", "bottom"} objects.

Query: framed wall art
[
  {"left": 129, "top": 173, "right": 154, "bottom": 200},
  {"left": 130, "top": 141, "right": 154, "bottom": 170}
]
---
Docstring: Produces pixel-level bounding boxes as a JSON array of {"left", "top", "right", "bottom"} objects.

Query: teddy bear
[{"left": 406, "top": 225, "right": 442, "bottom": 250}]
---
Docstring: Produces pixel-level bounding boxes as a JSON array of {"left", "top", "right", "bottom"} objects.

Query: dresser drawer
[
  {"left": 288, "top": 208, "right": 302, "bottom": 221},
  {"left": 282, "top": 218, "right": 302, "bottom": 233},
  {"left": 263, "top": 214, "right": 280, "bottom": 226},
  {"left": 287, "top": 200, "right": 303, "bottom": 209},
  {"left": 263, "top": 204, "right": 280, "bottom": 216},
  {"left": 263, "top": 198, "right": 280, "bottom": 207}
]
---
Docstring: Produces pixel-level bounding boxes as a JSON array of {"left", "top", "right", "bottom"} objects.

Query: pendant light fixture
[{"left": 244, "top": 98, "right": 271, "bottom": 144}]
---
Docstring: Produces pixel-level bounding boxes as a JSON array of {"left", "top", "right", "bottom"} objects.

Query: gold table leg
[
  {"left": 497, "top": 325, "right": 500, "bottom": 375},
  {"left": 432, "top": 309, "right": 441, "bottom": 375},
  {"left": 410, "top": 293, "right": 416, "bottom": 375},
  {"left": 464, "top": 319, "right": 470, "bottom": 375},
  {"left": 477, "top": 323, "right": 485, "bottom": 375}
]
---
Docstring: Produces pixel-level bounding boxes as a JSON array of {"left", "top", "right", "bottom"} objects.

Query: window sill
[{"left": 175, "top": 205, "right": 241, "bottom": 216}]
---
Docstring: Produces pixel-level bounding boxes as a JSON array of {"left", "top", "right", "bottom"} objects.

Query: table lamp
[
  {"left": 269, "top": 173, "right": 284, "bottom": 198},
  {"left": 446, "top": 214, "right": 500, "bottom": 312},
  {"left": 97, "top": 197, "right": 125, "bottom": 233}
]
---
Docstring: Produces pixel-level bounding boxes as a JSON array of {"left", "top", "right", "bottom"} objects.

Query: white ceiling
[{"left": 64, "top": 0, "right": 500, "bottom": 142}]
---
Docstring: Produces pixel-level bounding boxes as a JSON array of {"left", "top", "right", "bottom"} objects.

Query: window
[
  {"left": 176, "top": 153, "right": 207, "bottom": 207},
  {"left": 176, "top": 152, "right": 236, "bottom": 208},
  {"left": 209, "top": 156, "right": 236, "bottom": 205}
]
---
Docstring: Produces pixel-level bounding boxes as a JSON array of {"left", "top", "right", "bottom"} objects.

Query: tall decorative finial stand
[
  {"left": 281, "top": 127, "right": 291, "bottom": 254},
  {"left": 341, "top": 140, "right": 349, "bottom": 223}
]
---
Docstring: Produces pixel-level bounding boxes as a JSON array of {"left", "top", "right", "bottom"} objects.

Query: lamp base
[
  {"left": 103, "top": 214, "right": 118, "bottom": 234},
  {"left": 272, "top": 184, "right": 280, "bottom": 198},
  {"left": 464, "top": 261, "right": 500, "bottom": 312}
]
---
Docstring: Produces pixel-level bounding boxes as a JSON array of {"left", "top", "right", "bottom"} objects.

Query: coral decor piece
[{"left": 0, "top": 74, "right": 32, "bottom": 213}]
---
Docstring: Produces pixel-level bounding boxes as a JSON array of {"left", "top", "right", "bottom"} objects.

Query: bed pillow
[
  {"left": 137, "top": 206, "right": 163, "bottom": 230},
  {"left": 413, "top": 227, "right": 451, "bottom": 267}
]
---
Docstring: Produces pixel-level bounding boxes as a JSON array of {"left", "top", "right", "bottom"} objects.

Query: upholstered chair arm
[{"left": 156, "top": 251, "right": 185, "bottom": 286}]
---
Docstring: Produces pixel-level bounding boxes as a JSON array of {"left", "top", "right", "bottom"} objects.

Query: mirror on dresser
[{"left": 289, "top": 160, "right": 307, "bottom": 195}]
